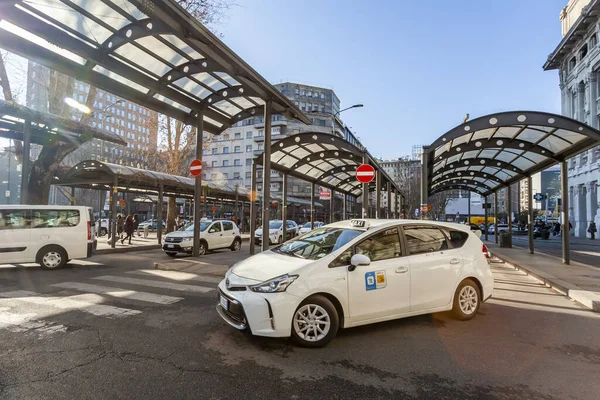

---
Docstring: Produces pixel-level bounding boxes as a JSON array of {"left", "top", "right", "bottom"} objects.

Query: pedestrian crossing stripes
[
  {"left": 92, "top": 275, "right": 216, "bottom": 293},
  {"left": 0, "top": 307, "right": 67, "bottom": 338},
  {"left": 127, "top": 269, "right": 223, "bottom": 284},
  {"left": 0, "top": 290, "right": 141, "bottom": 318},
  {"left": 50, "top": 282, "right": 184, "bottom": 305}
]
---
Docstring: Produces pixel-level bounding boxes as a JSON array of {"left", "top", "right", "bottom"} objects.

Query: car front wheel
[
  {"left": 291, "top": 295, "right": 339, "bottom": 348},
  {"left": 451, "top": 279, "right": 481, "bottom": 321}
]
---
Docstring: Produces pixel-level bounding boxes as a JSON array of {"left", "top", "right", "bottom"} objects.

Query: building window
[
  {"left": 211, "top": 161, "right": 217, "bottom": 167},
  {"left": 223, "top": 160, "right": 229, "bottom": 167},
  {"left": 246, "top": 158, "right": 252, "bottom": 166},
  {"left": 579, "top": 43, "right": 589, "bottom": 59},
  {"left": 234, "top": 159, "right": 241, "bottom": 166},
  {"left": 212, "top": 148, "right": 218, "bottom": 155},
  {"left": 569, "top": 56, "right": 577, "bottom": 71},
  {"left": 257, "top": 130, "right": 263, "bottom": 137},
  {"left": 246, "top": 131, "right": 253, "bottom": 139},
  {"left": 234, "top": 145, "right": 241, "bottom": 153},
  {"left": 234, "top": 132, "right": 241, "bottom": 139},
  {"left": 233, "top": 172, "right": 240, "bottom": 179},
  {"left": 246, "top": 145, "right": 252, "bottom": 152},
  {"left": 223, "top": 173, "right": 228, "bottom": 179},
  {"left": 223, "top": 147, "right": 229, "bottom": 154},
  {"left": 246, "top": 171, "right": 251, "bottom": 178},
  {"left": 591, "top": 33, "right": 598, "bottom": 48},
  {"left": 272, "top": 127, "right": 280, "bottom": 135},
  {"left": 320, "top": 93, "right": 325, "bottom": 99},
  {"left": 258, "top": 144, "right": 263, "bottom": 151}
]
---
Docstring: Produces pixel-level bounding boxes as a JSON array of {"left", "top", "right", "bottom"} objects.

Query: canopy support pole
[
  {"left": 561, "top": 160, "right": 570, "bottom": 264},
  {"left": 420, "top": 145, "right": 430, "bottom": 220},
  {"left": 282, "top": 173, "right": 288, "bottom": 241},
  {"left": 386, "top": 182, "right": 392, "bottom": 218},
  {"left": 157, "top": 183, "right": 163, "bottom": 245},
  {"left": 311, "top": 183, "right": 315, "bottom": 229},
  {"left": 20, "top": 119, "right": 31, "bottom": 204},
  {"left": 362, "top": 153, "right": 369, "bottom": 218},
  {"left": 528, "top": 176, "right": 534, "bottom": 254},
  {"left": 494, "top": 191, "right": 498, "bottom": 244},
  {"left": 330, "top": 188, "right": 335, "bottom": 223},
  {"left": 484, "top": 195, "right": 489, "bottom": 241},
  {"left": 343, "top": 193, "right": 347, "bottom": 221},
  {"left": 467, "top": 191, "right": 471, "bottom": 224},
  {"left": 375, "top": 171, "right": 381, "bottom": 218},
  {"left": 70, "top": 186, "right": 75, "bottom": 205},
  {"left": 507, "top": 185, "right": 512, "bottom": 239},
  {"left": 250, "top": 161, "right": 257, "bottom": 255},
  {"left": 193, "top": 111, "right": 204, "bottom": 256},
  {"left": 110, "top": 177, "right": 118, "bottom": 249},
  {"left": 261, "top": 100, "right": 273, "bottom": 252}
]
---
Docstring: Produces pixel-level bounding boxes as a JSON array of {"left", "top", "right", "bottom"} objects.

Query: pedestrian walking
[
  {"left": 588, "top": 221, "right": 597, "bottom": 240},
  {"left": 122, "top": 214, "right": 135, "bottom": 245},
  {"left": 116, "top": 214, "right": 124, "bottom": 239},
  {"left": 133, "top": 214, "right": 140, "bottom": 236}
]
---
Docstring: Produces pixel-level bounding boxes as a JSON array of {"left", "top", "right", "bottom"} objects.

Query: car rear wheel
[
  {"left": 277, "top": 235, "right": 283, "bottom": 244},
  {"left": 165, "top": 252, "right": 177, "bottom": 257},
  {"left": 37, "top": 245, "right": 68, "bottom": 270},
  {"left": 291, "top": 295, "right": 339, "bottom": 348},
  {"left": 451, "top": 279, "right": 481, "bottom": 321},
  {"left": 198, "top": 241, "right": 207, "bottom": 256},
  {"left": 230, "top": 238, "right": 242, "bottom": 251},
  {"left": 99, "top": 227, "right": 108, "bottom": 236}
]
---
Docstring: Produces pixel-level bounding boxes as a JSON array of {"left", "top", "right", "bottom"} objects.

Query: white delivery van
[{"left": 0, "top": 205, "right": 96, "bottom": 270}]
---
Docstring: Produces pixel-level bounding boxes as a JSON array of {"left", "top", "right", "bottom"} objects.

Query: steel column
[
  {"left": 361, "top": 153, "right": 369, "bottom": 218},
  {"left": 386, "top": 182, "right": 391, "bottom": 218},
  {"left": 70, "top": 186, "right": 75, "bottom": 205},
  {"left": 20, "top": 119, "right": 31, "bottom": 204},
  {"left": 343, "top": 193, "right": 347, "bottom": 220},
  {"left": 467, "top": 192, "right": 471, "bottom": 224},
  {"left": 110, "top": 177, "right": 118, "bottom": 249},
  {"left": 528, "top": 176, "right": 534, "bottom": 254},
  {"left": 375, "top": 171, "right": 382, "bottom": 218},
  {"left": 192, "top": 112, "right": 204, "bottom": 256},
  {"left": 157, "top": 183, "right": 163, "bottom": 245},
  {"left": 484, "top": 196, "right": 489, "bottom": 241},
  {"left": 250, "top": 162, "right": 257, "bottom": 255},
  {"left": 507, "top": 185, "right": 512, "bottom": 238},
  {"left": 310, "top": 183, "right": 315, "bottom": 229},
  {"left": 261, "top": 100, "right": 273, "bottom": 252},
  {"left": 282, "top": 173, "right": 287, "bottom": 241},
  {"left": 330, "top": 189, "right": 335, "bottom": 223},
  {"left": 494, "top": 191, "right": 498, "bottom": 244},
  {"left": 561, "top": 160, "right": 570, "bottom": 264},
  {"left": 420, "top": 145, "right": 430, "bottom": 220}
]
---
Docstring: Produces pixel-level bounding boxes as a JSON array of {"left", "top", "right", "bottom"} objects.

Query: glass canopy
[
  {"left": 427, "top": 111, "right": 600, "bottom": 196},
  {"left": 255, "top": 132, "right": 402, "bottom": 197},
  {"left": 0, "top": 0, "right": 309, "bottom": 134}
]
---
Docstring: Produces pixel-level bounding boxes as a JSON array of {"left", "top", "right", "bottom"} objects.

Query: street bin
[{"left": 499, "top": 231, "right": 512, "bottom": 248}]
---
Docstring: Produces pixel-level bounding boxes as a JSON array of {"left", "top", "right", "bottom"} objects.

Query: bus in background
[{"left": 0, "top": 205, "right": 96, "bottom": 270}]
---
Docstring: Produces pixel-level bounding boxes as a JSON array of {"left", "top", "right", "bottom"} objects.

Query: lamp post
[{"left": 309, "top": 103, "right": 363, "bottom": 136}]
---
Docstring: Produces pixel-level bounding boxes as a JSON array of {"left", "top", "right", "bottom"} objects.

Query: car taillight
[
  {"left": 87, "top": 221, "right": 91, "bottom": 240},
  {"left": 482, "top": 243, "right": 490, "bottom": 259}
]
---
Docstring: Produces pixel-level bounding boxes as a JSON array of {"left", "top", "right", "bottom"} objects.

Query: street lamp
[{"left": 309, "top": 103, "right": 363, "bottom": 136}]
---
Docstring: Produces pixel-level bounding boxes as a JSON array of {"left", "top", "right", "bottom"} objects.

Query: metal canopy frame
[
  {"left": 424, "top": 111, "right": 600, "bottom": 197},
  {"left": 0, "top": 0, "right": 309, "bottom": 134},
  {"left": 253, "top": 132, "right": 403, "bottom": 197}
]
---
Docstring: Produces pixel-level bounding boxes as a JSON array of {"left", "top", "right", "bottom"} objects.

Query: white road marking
[
  {"left": 0, "top": 307, "right": 67, "bottom": 337},
  {"left": 0, "top": 290, "right": 141, "bottom": 318},
  {"left": 127, "top": 269, "right": 223, "bottom": 283},
  {"left": 50, "top": 282, "right": 183, "bottom": 305},
  {"left": 93, "top": 275, "right": 215, "bottom": 293},
  {"left": 572, "top": 250, "right": 600, "bottom": 256}
]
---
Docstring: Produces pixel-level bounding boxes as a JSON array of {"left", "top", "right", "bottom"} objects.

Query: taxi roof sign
[{"left": 349, "top": 219, "right": 370, "bottom": 229}]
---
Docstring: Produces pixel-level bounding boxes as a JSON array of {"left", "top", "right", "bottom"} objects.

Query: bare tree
[
  {"left": 428, "top": 192, "right": 451, "bottom": 221},
  {"left": 395, "top": 158, "right": 421, "bottom": 219}
]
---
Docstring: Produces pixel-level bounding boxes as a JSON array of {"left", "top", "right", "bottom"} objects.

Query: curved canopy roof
[
  {"left": 254, "top": 132, "right": 402, "bottom": 197},
  {"left": 0, "top": 0, "right": 309, "bottom": 134},
  {"left": 58, "top": 160, "right": 251, "bottom": 200},
  {"left": 426, "top": 111, "right": 600, "bottom": 197}
]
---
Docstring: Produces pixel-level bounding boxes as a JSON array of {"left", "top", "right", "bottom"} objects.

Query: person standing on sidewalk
[
  {"left": 116, "top": 214, "right": 124, "bottom": 240},
  {"left": 588, "top": 221, "right": 597, "bottom": 240},
  {"left": 122, "top": 215, "right": 135, "bottom": 245}
]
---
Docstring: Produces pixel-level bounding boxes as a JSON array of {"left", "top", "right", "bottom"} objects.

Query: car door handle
[
  {"left": 450, "top": 258, "right": 460, "bottom": 265},
  {"left": 395, "top": 267, "right": 408, "bottom": 274}
]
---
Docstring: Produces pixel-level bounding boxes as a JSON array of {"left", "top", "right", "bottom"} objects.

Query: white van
[{"left": 0, "top": 205, "right": 96, "bottom": 270}]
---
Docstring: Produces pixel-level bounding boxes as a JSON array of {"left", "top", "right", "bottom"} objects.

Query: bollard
[{"left": 144, "top": 224, "right": 149, "bottom": 239}]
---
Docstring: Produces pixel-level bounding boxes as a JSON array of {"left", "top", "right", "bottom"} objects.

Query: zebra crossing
[{"left": 0, "top": 268, "right": 223, "bottom": 338}]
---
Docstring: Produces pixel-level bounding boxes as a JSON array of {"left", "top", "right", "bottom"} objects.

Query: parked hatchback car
[
  {"left": 162, "top": 220, "right": 242, "bottom": 256},
  {"left": 255, "top": 220, "right": 299, "bottom": 245},
  {"left": 218, "top": 219, "right": 493, "bottom": 347},
  {"left": 298, "top": 221, "right": 325, "bottom": 235},
  {"left": 488, "top": 224, "right": 509, "bottom": 234},
  {"left": 139, "top": 219, "right": 166, "bottom": 231}
]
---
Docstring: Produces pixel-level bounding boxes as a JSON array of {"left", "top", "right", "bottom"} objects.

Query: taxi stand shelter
[
  {"left": 250, "top": 131, "right": 405, "bottom": 254},
  {"left": 0, "top": 0, "right": 310, "bottom": 257},
  {"left": 0, "top": 99, "right": 126, "bottom": 203},
  {"left": 56, "top": 160, "right": 253, "bottom": 248},
  {"left": 421, "top": 111, "right": 600, "bottom": 264}
]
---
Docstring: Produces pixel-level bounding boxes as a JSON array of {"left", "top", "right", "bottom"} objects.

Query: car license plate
[
  {"left": 167, "top": 244, "right": 174, "bottom": 248},
  {"left": 219, "top": 294, "right": 229, "bottom": 310}
]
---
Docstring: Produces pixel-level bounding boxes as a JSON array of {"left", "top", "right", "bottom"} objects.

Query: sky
[{"left": 218, "top": 0, "right": 568, "bottom": 159}]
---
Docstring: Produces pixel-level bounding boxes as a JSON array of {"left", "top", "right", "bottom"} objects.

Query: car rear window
[
  {"left": 32, "top": 210, "right": 80, "bottom": 228},
  {"left": 445, "top": 229, "right": 469, "bottom": 248}
]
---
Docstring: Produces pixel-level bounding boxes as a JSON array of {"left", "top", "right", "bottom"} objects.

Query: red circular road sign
[
  {"left": 356, "top": 164, "right": 375, "bottom": 183},
  {"left": 189, "top": 159, "right": 203, "bottom": 177}
]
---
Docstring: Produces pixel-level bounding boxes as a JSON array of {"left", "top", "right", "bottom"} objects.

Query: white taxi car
[
  {"left": 163, "top": 220, "right": 242, "bottom": 256},
  {"left": 217, "top": 219, "right": 493, "bottom": 347}
]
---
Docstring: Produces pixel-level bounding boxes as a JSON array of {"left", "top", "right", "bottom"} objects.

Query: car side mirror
[{"left": 348, "top": 254, "right": 371, "bottom": 271}]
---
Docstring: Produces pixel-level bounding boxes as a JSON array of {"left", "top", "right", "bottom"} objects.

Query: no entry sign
[
  {"left": 189, "top": 159, "right": 203, "bottom": 177},
  {"left": 356, "top": 164, "right": 375, "bottom": 183}
]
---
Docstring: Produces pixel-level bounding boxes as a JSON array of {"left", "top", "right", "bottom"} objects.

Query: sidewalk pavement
[
  {"left": 486, "top": 241, "right": 600, "bottom": 312},
  {"left": 510, "top": 233, "right": 600, "bottom": 247}
]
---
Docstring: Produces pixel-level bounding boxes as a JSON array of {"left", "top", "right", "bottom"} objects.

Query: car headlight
[
  {"left": 181, "top": 237, "right": 192, "bottom": 242},
  {"left": 250, "top": 274, "right": 298, "bottom": 293}
]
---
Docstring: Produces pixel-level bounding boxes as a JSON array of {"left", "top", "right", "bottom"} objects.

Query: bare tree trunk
[
  {"left": 167, "top": 197, "right": 177, "bottom": 233},
  {"left": 27, "top": 143, "right": 74, "bottom": 204}
]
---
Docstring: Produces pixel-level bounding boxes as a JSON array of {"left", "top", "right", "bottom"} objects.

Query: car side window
[
  {"left": 329, "top": 248, "right": 353, "bottom": 268},
  {"left": 355, "top": 228, "right": 401, "bottom": 262},
  {"left": 222, "top": 221, "right": 233, "bottom": 231},
  {"left": 403, "top": 226, "right": 449, "bottom": 255},
  {"left": 443, "top": 229, "right": 469, "bottom": 248},
  {"left": 0, "top": 209, "right": 30, "bottom": 230},
  {"left": 209, "top": 222, "right": 222, "bottom": 233}
]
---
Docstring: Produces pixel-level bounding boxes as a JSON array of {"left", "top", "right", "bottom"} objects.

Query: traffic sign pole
[
  {"left": 361, "top": 154, "right": 369, "bottom": 218},
  {"left": 193, "top": 112, "right": 204, "bottom": 257}
]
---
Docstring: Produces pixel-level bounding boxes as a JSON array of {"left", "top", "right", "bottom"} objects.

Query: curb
[
  {"left": 492, "top": 252, "right": 600, "bottom": 312},
  {"left": 95, "top": 244, "right": 161, "bottom": 254}
]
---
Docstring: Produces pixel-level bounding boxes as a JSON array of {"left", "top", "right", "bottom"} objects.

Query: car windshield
[
  {"left": 273, "top": 227, "right": 362, "bottom": 260},
  {"left": 269, "top": 221, "right": 282, "bottom": 229},
  {"left": 182, "top": 222, "right": 210, "bottom": 232},
  {"left": 302, "top": 223, "right": 311, "bottom": 228}
]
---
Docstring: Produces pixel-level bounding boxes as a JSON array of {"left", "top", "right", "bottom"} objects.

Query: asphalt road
[
  {"left": 1, "top": 248, "right": 599, "bottom": 399},
  {"left": 508, "top": 234, "right": 600, "bottom": 267}
]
